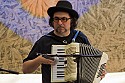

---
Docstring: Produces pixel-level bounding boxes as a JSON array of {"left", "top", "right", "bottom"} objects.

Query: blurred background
[{"left": 0, "top": 0, "right": 125, "bottom": 74}]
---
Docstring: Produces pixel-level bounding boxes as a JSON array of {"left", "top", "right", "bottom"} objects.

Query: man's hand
[
  {"left": 100, "top": 63, "right": 107, "bottom": 80},
  {"left": 39, "top": 56, "right": 55, "bottom": 65},
  {"left": 100, "top": 69, "right": 107, "bottom": 80}
]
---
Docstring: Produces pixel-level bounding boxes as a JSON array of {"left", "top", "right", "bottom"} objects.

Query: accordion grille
[
  {"left": 79, "top": 57, "right": 101, "bottom": 83},
  {"left": 78, "top": 43, "right": 103, "bottom": 83}
]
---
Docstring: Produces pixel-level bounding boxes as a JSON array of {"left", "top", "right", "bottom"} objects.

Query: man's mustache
[{"left": 57, "top": 25, "right": 64, "bottom": 28}]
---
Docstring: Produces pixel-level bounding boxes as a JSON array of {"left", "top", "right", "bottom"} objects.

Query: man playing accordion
[{"left": 23, "top": 1, "right": 107, "bottom": 83}]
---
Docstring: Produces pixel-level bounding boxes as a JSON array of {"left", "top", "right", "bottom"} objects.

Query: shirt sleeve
[{"left": 23, "top": 40, "right": 41, "bottom": 63}]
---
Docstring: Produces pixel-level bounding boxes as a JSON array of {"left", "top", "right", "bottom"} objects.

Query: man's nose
[{"left": 57, "top": 20, "right": 63, "bottom": 24}]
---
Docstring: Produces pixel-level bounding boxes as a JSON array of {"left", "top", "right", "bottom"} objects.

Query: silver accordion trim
[{"left": 51, "top": 43, "right": 108, "bottom": 83}]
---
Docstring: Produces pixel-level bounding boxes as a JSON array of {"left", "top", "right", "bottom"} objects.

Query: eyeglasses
[{"left": 53, "top": 17, "right": 71, "bottom": 23}]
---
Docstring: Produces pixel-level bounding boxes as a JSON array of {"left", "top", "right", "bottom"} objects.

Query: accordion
[{"left": 51, "top": 43, "right": 108, "bottom": 83}]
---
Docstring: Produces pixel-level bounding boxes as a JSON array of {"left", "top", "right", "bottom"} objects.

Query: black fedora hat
[{"left": 47, "top": 1, "right": 79, "bottom": 19}]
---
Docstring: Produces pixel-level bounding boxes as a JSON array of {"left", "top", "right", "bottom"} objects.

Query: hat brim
[{"left": 47, "top": 7, "right": 79, "bottom": 19}]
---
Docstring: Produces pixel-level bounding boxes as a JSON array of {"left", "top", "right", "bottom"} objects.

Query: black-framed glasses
[{"left": 53, "top": 17, "right": 71, "bottom": 23}]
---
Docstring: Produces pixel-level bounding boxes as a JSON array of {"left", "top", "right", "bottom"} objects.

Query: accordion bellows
[{"left": 51, "top": 43, "right": 108, "bottom": 83}]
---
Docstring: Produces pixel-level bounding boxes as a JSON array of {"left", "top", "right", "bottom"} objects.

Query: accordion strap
[{"left": 72, "top": 30, "right": 79, "bottom": 42}]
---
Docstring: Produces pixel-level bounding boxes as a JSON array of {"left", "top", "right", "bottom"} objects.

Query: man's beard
[{"left": 55, "top": 25, "right": 67, "bottom": 34}]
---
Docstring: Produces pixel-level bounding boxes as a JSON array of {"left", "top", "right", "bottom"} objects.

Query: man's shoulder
[
  {"left": 39, "top": 30, "right": 54, "bottom": 39},
  {"left": 73, "top": 30, "right": 90, "bottom": 45},
  {"left": 73, "top": 30, "right": 87, "bottom": 37},
  {"left": 35, "top": 32, "right": 53, "bottom": 44}
]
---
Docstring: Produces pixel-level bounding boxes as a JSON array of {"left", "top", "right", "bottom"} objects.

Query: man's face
[{"left": 53, "top": 11, "right": 71, "bottom": 37}]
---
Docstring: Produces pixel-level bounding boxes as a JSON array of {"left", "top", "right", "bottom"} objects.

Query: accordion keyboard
[{"left": 51, "top": 45, "right": 66, "bottom": 82}]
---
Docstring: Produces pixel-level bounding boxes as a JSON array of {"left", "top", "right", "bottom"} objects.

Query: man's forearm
[{"left": 22, "top": 56, "right": 42, "bottom": 73}]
